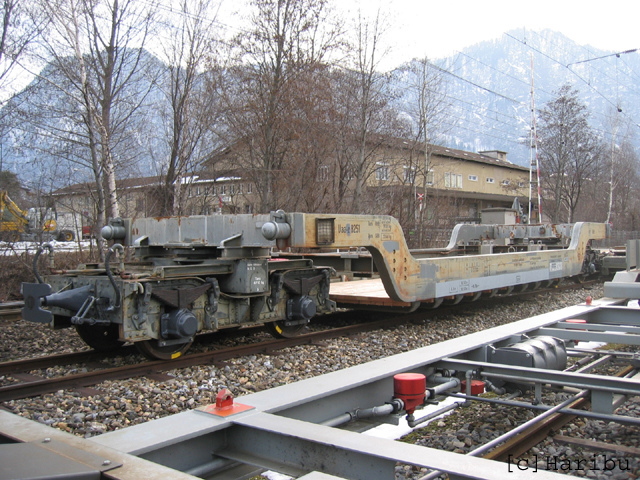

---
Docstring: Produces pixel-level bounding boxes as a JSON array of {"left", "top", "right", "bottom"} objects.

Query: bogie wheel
[
  {"left": 512, "top": 283, "right": 529, "bottom": 293},
  {"left": 265, "top": 320, "right": 306, "bottom": 339},
  {"left": 462, "top": 291, "right": 482, "bottom": 302},
  {"left": 573, "top": 274, "right": 588, "bottom": 284},
  {"left": 499, "top": 285, "right": 515, "bottom": 295},
  {"left": 443, "top": 294, "right": 464, "bottom": 305},
  {"left": 75, "top": 324, "right": 124, "bottom": 351},
  {"left": 136, "top": 339, "right": 193, "bottom": 360},
  {"left": 422, "top": 297, "right": 444, "bottom": 309}
]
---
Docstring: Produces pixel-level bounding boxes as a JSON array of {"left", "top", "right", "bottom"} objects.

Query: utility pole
[{"left": 529, "top": 55, "right": 543, "bottom": 223}]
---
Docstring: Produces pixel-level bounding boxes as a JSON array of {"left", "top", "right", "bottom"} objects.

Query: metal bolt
[{"left": 102, "top": 460, "right": 111, "bottom": 466}]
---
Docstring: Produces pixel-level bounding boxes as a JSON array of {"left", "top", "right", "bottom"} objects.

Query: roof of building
[
  {"left": 373, "top": 135, "right": 529, "bottom": 172},
  {"left": 52, "top": 137, "right": 528, "bottom": 196},
  {"left": 51, "top": 173, "right": 244, "bottom": 196}
]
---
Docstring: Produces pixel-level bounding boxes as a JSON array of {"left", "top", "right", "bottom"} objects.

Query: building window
[
  {"left": 518, "top": 181, "right": 525, "bottom": 188},
  {"left": 403, "top": 166, "right": 416, "bottom": 183},
  {"left": 486, "top": 177, "right": 495, "bottom": 184},
  {"left": 502, "top": 180, "right": 510, "bottom": 186},
  {"left": 247, "top": 183, "right": 253, "bottom": 194},
  {"left": 445, "top": 172, "right": 462, "bottom": 189},
  {"left": 426, "top": 170, "right": 434, "bottom": 185},
  {"left": 317, "top": 165, "right": 330, "bottom": 181},
  {"left": 220, "top": 185, "right": 226, "bottom": 195},
  {"left": 375, "top": 163, "right": 389, "bottom": 181},
  {"left": 238, "top": 184, "right": 243, "bottom": 194},
  {"left": 344, "top": 168, "right": 354, "bottom": 181},
  {"left": 468, "top": 175, "right": 478, "bottom": 182}
]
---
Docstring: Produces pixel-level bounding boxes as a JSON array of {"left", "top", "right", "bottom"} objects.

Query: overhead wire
[
  {"left": 568, "top": 49, "right": 638, "bottom": 67},
  {"left": 506, "top": 32, "right": 640, "bottom": 131},
  {"left": 528, "top": 29, "right": 639, "bottom": 95}
]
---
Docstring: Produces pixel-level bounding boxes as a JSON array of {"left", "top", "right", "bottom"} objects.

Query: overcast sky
[{"left": 333, "top": 0, "right": 639, "bottom": 69}]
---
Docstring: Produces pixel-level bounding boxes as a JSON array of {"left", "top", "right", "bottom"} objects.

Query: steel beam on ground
[
  {"left": 553, "top": 321, "right": 640, "bottom": 334},
  {"left": 533, "top": 327, "right": 640, "bottom": 345},
  {"left": 577, "top": 304, "right": 640, "bottom": 324},
  {"left": 437, "top": 358, "right": 640, "bottom": 404},
  {"left": 219, "top": 412, "right": 565, "bottom": 480},
  {"left": 0, "top": 411, "right": 199, "bottom": 480}
]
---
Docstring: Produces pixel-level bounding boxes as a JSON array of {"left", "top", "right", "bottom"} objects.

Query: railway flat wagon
[{"left": 21, "top": 211, "right": 608, "bottom": 359}]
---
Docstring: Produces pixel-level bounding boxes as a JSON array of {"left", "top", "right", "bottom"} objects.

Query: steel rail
[
  {"left": 0, "top": 301, "right": 23, "bottom": 321},
  {"left": 0, "top": 312, "right": 455, "bottom": 402}
]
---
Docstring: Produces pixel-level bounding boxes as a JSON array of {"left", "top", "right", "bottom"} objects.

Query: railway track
[
  {"left": 0, "top": 301, "right": 23, "bottom": 322},
  {"left": 478, "top": 363, "right": 638, "bottom": 463},
  {"left": 0, "top": 312, "right": 442, "bottom": 402},
  {"left": 0, "top": 280, "right": 600, "bottom": 404}
]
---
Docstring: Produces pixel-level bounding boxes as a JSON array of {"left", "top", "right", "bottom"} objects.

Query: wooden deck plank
[{"left": 329, "top": 278, "right": 412, "bottom": 307}]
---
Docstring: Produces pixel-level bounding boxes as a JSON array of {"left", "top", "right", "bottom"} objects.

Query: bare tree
[
  {"left": 610, "top": 140, "right": 640, "bottom": 229},
  {"left": 227, "top": 0, "right": 342, "bottom": 213},
  {"left": 344, "top": 9, "right": 392, "bottom": 213},
  {"left": 396, "top": 57, "right": 449, "bottom": 246},
  {"left": 537, "top": 84, "right": 603, "bottom": 223},
  {"left": 0, "top": 1, "right": 48, "bottom": 178},
  {"left": 154, "top": 0, "right": 224, "bottom": 215},
  {"left": 0, "top": 1, "right": 47, "bottom": 98},
  {"left": 32, "top": 0, "right": 158, "bottom": 236}
]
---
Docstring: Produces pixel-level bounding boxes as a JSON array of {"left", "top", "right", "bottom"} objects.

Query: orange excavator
[{"left": 0, "top": 191, "right": 75, "bottom": 242}]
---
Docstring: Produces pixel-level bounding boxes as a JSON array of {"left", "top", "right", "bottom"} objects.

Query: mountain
[
  {"left": 0, "top": 49, "right": 175, "bottom": 191},
  {"left": 2, "top": 29, "right": 637, "bottom": 188},
  {"left": 395, "top": 28, "right": 640, "bottom": 166}
]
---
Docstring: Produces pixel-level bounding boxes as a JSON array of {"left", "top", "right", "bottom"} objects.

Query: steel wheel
[
  {"left": 512, "top": 283, "right": 529, "bottom": 293},
  {"left": 265, "top": 320, "right": 306, "bottom": 338},
  {"left": 135, "top": 339, "right": 193, "bottom": 360},
  {"left": 463, "top": 291, "right": 482, "bottom": 302},
  {"left": 422, "top": 297, "right": 444, "bottom": 309},
  {"left": 442, "top": 294, "right": 464, "bottom": 305},
  {"left": 75, "top": 324, "right": 124, "bottom": 351},
  {"left": 573, "top": 274, "right": 588, "bottom": 284}
]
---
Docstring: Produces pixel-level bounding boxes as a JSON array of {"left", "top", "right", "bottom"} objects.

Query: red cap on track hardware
[{"left": 394, "top": 373, "right": 426, "bottom": 415}]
